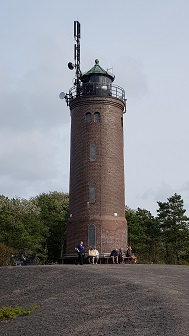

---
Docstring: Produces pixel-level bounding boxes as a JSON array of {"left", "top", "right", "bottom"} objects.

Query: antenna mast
[{"left": 74, "top": 21, "right": 81, "bottom": 95}]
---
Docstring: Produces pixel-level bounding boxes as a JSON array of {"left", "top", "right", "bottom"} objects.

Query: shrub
[
  {"left": 0, "top": 305, "right": 39, "bottom": 320},
  {"left": 0, "top": 243, "right": 17, "bottom": 266}
]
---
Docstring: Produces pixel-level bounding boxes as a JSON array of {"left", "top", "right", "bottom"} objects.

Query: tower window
[
  {"left": 88, "top": 224, "right": 96, "bottom": 248},
  {"left": 94, "top": 112, "right": 100, "bottom": 123},
  {"left": 89, "top": 182, "right": 96, "bottom": 203},
  {"left": 121, "top": 117, "right": 123, "bottom": 127},
  {"left": 86, "top": 112, "right": 91, "bottom": 123},
  {"left": 90, "top": 142, "right": 96, "bottom": 161}
]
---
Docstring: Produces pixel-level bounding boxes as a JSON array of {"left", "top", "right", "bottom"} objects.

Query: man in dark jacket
[
  {"left": 110, "top": 249, "right": 119, "bottom": 264},
  {"left": 75, "top": 241, "right": 84, "bottom": 265}
]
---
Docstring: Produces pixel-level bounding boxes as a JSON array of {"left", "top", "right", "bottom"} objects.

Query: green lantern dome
[{"left": 81, "top": 59, "right": 115, "bottom": 83}]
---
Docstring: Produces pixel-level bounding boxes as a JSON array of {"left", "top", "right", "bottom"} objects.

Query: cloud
[
  {"left": 133, "top": 182, "right": 189, "bottom": 216},
  {"left": 140, "top": 182, "right": 174, "bottom": 202},
  {"left": 0, "top": 34, "right": 72, "bottom": 199},
  {"left": 0, "top": 126, "right": 70, "bottom": 199},
  {"left": 0, "top": 35, "right": 71, "bottom": 133},
  {"left": 113, "top": 55, "right": 148, "bottom": 99}
]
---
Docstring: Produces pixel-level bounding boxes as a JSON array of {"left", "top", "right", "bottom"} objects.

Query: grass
[{"left": 0, "top": 305, "right": 39, "bottom": 320}]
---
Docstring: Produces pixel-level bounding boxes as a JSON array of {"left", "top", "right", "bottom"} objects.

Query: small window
[
  {"left": 88, "top": 224, "right": 96, "bottom": 248},
  {"left": 89, "top": 182, "right": 96, "bottom": 203},
  {"left": 86, "top": 112, "right": 91, "bottom": 123},
  {"left": 90, "top": 142, "right": 96, "bottom": 161},
  {"left": 94, "top": 112, "right": 100, "bottom": 123},
  {"left": 121, "top": 117, "right": 123, "bottom": 127}
]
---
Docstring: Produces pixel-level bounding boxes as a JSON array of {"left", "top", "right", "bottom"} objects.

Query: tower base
[{"left": 65, "top": 216, "right": 127, "bottom": 255}]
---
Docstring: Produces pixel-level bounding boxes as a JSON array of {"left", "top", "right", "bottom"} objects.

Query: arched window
[
  {"left": 88, "top": 224, "right": 96, "bottom": 248},
  {"left": 89, "top": 182, "right": 96, "bottom": 203},
  {"left": 94, "top": 112, "right": 100, "bottom": 123},
  {"left": 86, "top": 112, "right": 91, "bottom": 123},
  {"left": 90, "top": 142, "right": 96, "bottom": 161}
]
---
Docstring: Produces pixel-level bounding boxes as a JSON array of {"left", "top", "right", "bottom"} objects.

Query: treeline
[
  {"left": 0, "top": 192, "right": 189, "bottom": 266},
  {"left": 126, "top": 193, "right": 189, "bottom": 264},
  {"left": 0, "top": 192, "right": 69, "bottom": 266}
]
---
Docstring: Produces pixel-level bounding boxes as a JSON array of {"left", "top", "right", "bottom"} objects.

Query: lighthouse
[{"left": 60, "top": 22, "right": 127, "bottom": 257}]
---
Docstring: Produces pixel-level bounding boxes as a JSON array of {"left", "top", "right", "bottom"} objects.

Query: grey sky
[{"left": 0, "top": 0, "right": 189, "bottom": 216}]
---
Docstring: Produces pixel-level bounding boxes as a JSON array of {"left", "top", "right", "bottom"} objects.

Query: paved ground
[{"left": 0, "top": 264, "right": 189, "bottom": 336}]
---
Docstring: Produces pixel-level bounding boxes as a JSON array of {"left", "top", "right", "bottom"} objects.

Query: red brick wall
[
  {"left": 66, "top": 217, "right": 127, "bottom": 254},
  {"left": 66, "top": 97, "right": 127, "bottom": 254}
]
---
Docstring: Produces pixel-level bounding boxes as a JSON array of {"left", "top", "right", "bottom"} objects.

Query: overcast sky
[{"left": 1, "top": 0, "right": 189, "bottom": 216}]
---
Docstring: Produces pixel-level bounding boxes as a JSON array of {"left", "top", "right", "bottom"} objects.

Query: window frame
[
  {"left": 89, "top": 182, "right": 96, "bottom": 203},
  {"left": 86, "top": 112, "right": 91, "bottom": 123},
  {"left": 90, "top": 142, "right": 96, "bottom": 162},
  {"left": 94, "top": 112, "right": 100, "bottom": 123}
]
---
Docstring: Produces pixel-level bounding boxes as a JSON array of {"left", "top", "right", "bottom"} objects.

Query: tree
[
  {"left": 157, "top": 193, "right": 189, "bottom": 264},
  {"left": 0, "top": 196, "right": 42, "bottom": 250},
  {"left": 135, "top": 208, "right": 161, "bottom": 263},
  {"left": 126, "top": 207, "right": 161, "bottom": 263},
  {"left": 0, "top": 195, "right": 46, "bottom": 257},
  {"left": 125, "top": 206, "right": 144, "bottom": 251},
  {"left": 34, "top": 192, "right": 69, "bottom": 262}
]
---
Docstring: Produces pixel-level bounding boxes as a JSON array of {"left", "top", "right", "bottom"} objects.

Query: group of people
[
  {"left": 110, "top": 246, "right": 137, "bottom": 264},
  {"left": 75, "top": 241, "right": 99, "bottom": 265},
  {"left": 75, "top": 241, "right": 136, "bottom": 265}
]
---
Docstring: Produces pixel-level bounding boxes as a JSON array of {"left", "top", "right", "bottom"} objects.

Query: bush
[
  {"left": 0, "top": 243, "right": 17, "bottom": 266},
  {"left": 0, "top": 305, "right": 38, "bottom": 320}
]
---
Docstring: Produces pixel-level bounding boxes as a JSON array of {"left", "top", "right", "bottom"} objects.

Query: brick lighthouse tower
[{"left": 60, "top": 22, "right": 127, "bottom": 257}]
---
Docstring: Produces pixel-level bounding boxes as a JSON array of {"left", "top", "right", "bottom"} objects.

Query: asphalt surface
[{"left": 0, "top": 264, "right": 189, "bottom": 336}]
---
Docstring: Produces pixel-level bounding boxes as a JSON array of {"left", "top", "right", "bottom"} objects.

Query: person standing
[{"left": 75, "top": 241, "right": 84, "bottom": 265}]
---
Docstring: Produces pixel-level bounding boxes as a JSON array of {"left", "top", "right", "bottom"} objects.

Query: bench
[
  {"left": 98, "top": 253, "right": 137, "bottom": 264},
  {"left": 60, "top": 253, "right": 137, "bottom": 264}
]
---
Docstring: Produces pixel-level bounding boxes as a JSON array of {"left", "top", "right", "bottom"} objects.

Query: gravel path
[{"left": 0, "top": 264, "right": 189, "bottom": 336}]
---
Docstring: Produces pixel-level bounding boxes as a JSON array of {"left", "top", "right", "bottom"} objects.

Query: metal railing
[{"left": 68, "top": 82, "right": 125, "bottom": 104}]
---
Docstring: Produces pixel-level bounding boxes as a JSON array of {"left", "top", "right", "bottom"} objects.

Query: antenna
[
  {"left": 74, "top": 21, "right": 81, "bottom": 94},
  {"left": 67, "top": 21, "right": 81, "bottom": 96},
  {"left": 61, "top": 21, "right": 81, "bottom": 105}
]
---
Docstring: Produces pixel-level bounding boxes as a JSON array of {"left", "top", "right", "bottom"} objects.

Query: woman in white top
[{"left": 92, "top": 246, "right": 99, "bottom": 264}]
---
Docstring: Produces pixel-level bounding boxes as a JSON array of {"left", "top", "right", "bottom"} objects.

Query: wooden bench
[
  {"left": 60, "top": 253, "right": 137, "bottom": 264},
  {"left": 98, "top": 253, "right": 137, "bottom": 264}
]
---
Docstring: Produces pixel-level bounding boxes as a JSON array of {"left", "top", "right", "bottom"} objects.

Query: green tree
[
  {"left": 0, "top": 195, "right": 46, "bottom": 253},
  {"left": 126, "top": 206, "right": 161, "bottom": 263},
  {"left": 157, "top": 193, "right": 189, "bottom": 264},
  {"left": 34, "top": 192, "right": 69, "bottom": 262},
  {"left": 125, "top": 206, "right": 144, "bottom": 251},
  {"left": 135, "top": 208, "right": 161, "bottom": 263}
]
